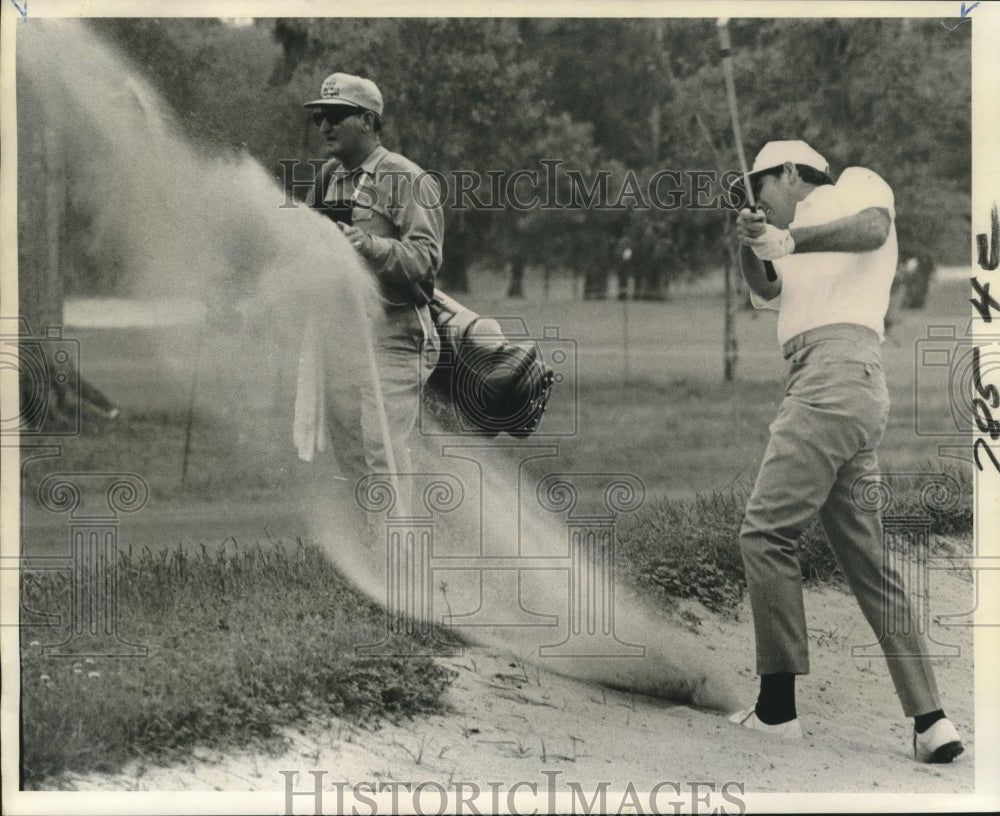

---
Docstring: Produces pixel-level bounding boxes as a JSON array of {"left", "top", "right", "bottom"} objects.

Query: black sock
[
  {"left": 755, "top": 672, "right": 797, "bottom": 724},
  {"left": 914, "top": 709, "right": 946, "bottom": 734}
]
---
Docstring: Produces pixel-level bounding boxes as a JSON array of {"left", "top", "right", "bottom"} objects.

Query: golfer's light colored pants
[{"left": 739, "top": 323, "right": 941, "bottom": 717}]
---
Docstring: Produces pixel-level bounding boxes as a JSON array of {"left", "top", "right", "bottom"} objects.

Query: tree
[{"left": 32, "top": 17, "right": 971, "bottom": 308}]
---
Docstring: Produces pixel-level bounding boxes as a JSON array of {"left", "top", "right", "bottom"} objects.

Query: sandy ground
[{"left": 47, "top": 543, "right": 976, "bottom": 805}]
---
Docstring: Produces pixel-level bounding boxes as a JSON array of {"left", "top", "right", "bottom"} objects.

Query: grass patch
[
  {"left": 19, "top": 539, "right": 456, "bottom": 789},
  {"left": 20, "top": 409, "right": 298, "bottom": 505},
  {"left": 616, "top": 489, "right": 749, "bottom": 614}
]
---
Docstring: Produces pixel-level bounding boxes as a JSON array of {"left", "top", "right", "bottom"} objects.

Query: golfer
[
  {"left": 301, "top": 72, "right": 442, "bottom": 487},
  {"left": 729, "top": 140, "right": 963, "bottom": 763}
]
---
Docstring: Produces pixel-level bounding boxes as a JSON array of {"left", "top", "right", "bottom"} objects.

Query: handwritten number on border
[
  {"left": 974, "top": 439, "right": 1000, "bottom": 473},
  {"left": 970, "top": 278, "right": 999, "bottom": 322},
  {"left": 973, "top": 347, "right": 1000, "bottom": 406},
  {"left": 972, "top": 347, "right": 1000, "bottom": 472},
  {"left": 972, "top": 201, "right": 1000, "bottom": 471},
  {"left": 978, "top": 203, "right": 999, "bottom": 271}
]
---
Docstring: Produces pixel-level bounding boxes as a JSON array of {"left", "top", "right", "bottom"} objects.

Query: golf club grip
[{"left": 750, "top": 204, "right": 778, "bottom": 282}]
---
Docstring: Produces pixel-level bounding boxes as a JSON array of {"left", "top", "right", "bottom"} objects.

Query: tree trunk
[
  {"left": 17, "top": 123, "right": 65, "bottom": 334},
  {"left": 15, "top": 120, "right": 85, "bottom": 432},
  {"left": 439, "top": 216, "right": 470, "bottom": 294},
  {"left": 506, "top": 258, "right": 525, "bottom": 298},
  {"left": 583, "top": 267, "right": 609, "bottom": 300},
  {"left": 636, "top": 264, "right": 667, "bottom": 301},
  {"left": 723, "top": 244, "right": 738, "bottom": 382},
  {"left": 44, "top": 128, "right": 66, "bottom": 324},
  {"left": 439, "top": 254, "right": 470, "bottom": 294}
]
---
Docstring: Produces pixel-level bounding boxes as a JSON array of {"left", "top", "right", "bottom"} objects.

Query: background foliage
[{"left": 22, "top": 16, "right": 971, "bottom": 305}]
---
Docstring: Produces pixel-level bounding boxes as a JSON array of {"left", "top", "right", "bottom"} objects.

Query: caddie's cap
[
  {"left": 750, "top": 140, "right": 831, "bottom": 180},
  {"left": 303, "top": 72, "right": 384, "bottom": 115}
]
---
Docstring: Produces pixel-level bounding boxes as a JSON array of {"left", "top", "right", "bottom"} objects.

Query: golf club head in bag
[{"left": 425, "top": 290, "right": 554, "bottom": 438}]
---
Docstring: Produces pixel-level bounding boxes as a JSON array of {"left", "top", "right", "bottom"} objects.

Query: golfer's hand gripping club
[
  {"left": 735, "top": 211, "right": 783, "bottom": 281},
  {"left": 736, "top": 207, "right": 766, "bottom": 241},
  {"left": 737, "top": 209, "right": 795, "bottom": 262}
]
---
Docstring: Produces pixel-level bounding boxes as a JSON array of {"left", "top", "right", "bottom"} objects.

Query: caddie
[
  {"left": 301, "top": 72, "right": 442, "bottom": 486},
  {"left": 728, "top": 140, "right": 964, "bottom": 763}
]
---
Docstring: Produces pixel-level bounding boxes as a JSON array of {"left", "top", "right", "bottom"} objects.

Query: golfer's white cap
[
  {"left": 751, "top": 140, "right": 831, "bottom": 178},
  {"left": 303, "top": 72, "right": 384, "bottom": 115}
]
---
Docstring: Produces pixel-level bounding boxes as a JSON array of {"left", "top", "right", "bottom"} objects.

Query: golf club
[{"left": 717, "top": 18, "right": 776, "bottom": 282}]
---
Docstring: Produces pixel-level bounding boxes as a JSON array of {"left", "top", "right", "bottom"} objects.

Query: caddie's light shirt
[
  {"left": 322, "top": 145, "right": 443, "bottom": 306},
  {"left": 753, "top": 167, "right": 899, "bottom": 345}
]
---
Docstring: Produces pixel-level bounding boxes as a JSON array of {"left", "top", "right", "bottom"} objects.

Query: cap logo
[{"left": 306, "top": 72, "right": 383, "bottom": 115}]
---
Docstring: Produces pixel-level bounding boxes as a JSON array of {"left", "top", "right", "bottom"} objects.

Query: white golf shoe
[
  {"left": 728, "top": 707, "right": 803, "bottom": 739},
  {"left": 913, "top": 718, "right": 964, "bottom": 763}
]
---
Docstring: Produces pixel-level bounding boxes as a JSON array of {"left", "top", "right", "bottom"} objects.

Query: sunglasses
[{"left": 311, "top": 107, "right": 363, "bottom": 127}]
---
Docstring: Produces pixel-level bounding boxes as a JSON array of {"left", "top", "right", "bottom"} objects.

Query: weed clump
[
  {"left": 617, "top": 466, "right": 972, "bottom": 614},
  {"left": 617, "top": 489, "right": 748, "bottom": 614}
]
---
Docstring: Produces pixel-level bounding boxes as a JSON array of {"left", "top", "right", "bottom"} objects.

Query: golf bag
[{"left": 425, "top": 290, "right": 554, "bottom": 438}]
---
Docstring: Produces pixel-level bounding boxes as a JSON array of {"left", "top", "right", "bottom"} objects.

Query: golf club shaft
[
  {"left": 717, "top": 19, "right": 776, "bottom": 282},
  {"left": 717, "top": 20, "right": 754, "bottom": 209}
]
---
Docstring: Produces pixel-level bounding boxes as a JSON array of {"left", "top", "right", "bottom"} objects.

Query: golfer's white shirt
[{"left": 753, "top": 167, "right": 898, "bottom": 345}]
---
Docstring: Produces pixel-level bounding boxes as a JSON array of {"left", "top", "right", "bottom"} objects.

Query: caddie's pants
[
  {"left": 361, "top": 302, "right": 440, "bottom": 480},
  {"left": 739, "top": 323, "right": 941, "bottom": 717},
  {"left": 326, "top": 302, "right": 440, "bottom": 500}
]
